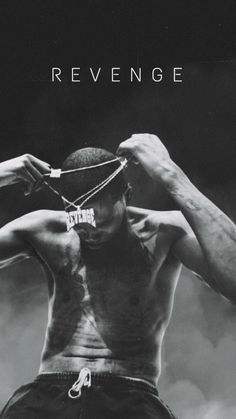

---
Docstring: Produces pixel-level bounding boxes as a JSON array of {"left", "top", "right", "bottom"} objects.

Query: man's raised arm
[
  {"left": 0, "top": 154, "right": 50, "bottom": 268},
  {"left": 118, "top": 133, "right": 236, "bottom": 304}
]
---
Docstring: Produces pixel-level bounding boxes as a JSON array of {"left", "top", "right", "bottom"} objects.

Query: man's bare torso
[{"left": 27, "top": 206, "right": 183, "bottom": 385}]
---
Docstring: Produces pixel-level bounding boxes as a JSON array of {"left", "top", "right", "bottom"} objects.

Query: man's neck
[{"left": 80, "top": 215, "right": 137, "bottom": 266}]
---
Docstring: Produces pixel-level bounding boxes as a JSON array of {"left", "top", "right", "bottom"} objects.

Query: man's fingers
[
  {"left": 17, "top": 161, "right": 43, "bottom": 195},
  {"left": 27, "top": 163, "right": 46, "bottom": 192},
  {"left": 23, "top": 184, "right": 32, "bottom": 196},
  {"left": 117, "top": 138, "right": 137, "bottom": 155},
  {"left": 20, "top": 160, "right": 46, "bottom": 194},
  {"left": 117, "top": 138, "right": 141, "bottom": 165},
  {"left": 29, "top": 155, "right": 51, "bottom": 174},
  {"left": 26, "top": 161, "right": 44, "bottom": 182},
  {"left": 19, "top": 155, "right": 51, "bottom": 194},
  {"left": 21, "top": 170, "right": 37, "bottom": 196}
]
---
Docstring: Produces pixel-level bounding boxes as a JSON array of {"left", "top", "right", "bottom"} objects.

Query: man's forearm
[
  {"left": 159, "top": 161, "right": 236, "bottom": 302},
  {"left": 116, "top": 132, "right": 236, "bottom": 301}
]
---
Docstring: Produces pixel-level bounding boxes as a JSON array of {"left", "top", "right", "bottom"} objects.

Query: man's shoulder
[
  {"left": 128, "top": 206, "right": 188, "bottom": 239},
  {"left": 128, "top": 206, "right": 185, "bottom": 226},
  {"left": 17, "top": 209, "right": 67, "bottom": 234}
]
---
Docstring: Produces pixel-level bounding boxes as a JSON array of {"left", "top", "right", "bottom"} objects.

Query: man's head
[{"left": 61, "top": 147, "right": 131, "bottom": 248}]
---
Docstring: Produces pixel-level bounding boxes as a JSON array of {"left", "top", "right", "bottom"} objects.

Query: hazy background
[{"left": 0, "top": 1, "right": 236, "bottom": 417}]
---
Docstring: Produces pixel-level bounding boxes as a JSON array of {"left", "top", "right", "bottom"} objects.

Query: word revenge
[
  {"left": 66, "top": 208, "right": 96, "bottom": 231},
  {"left": 51, "top": 67, "right": 183, "bottom": 83}
]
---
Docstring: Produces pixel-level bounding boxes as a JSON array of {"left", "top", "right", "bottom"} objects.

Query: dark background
[
  {"left": 0, "top": 1, "right": 236, "bottom": 417},
  {"left": 1, "top": 0, "right": 236, "bottom": 221}
]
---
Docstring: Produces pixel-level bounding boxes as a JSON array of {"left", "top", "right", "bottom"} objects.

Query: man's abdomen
[{"left": 39, "top": 306, "right": 163, "bottom": 384}]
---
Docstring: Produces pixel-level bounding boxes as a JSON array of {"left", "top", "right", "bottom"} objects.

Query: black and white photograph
[{"left": 0, "top": 2, "right": 236, "bottom": 418}]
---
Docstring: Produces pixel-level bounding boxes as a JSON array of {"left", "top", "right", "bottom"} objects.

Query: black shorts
[{"left": 0, "top": 371, "right": 177, "bottom": 419}]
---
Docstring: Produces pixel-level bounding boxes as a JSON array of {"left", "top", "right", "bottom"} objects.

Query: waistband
[{"left": 35, "top": 371, "right": 158, "bottom": 397}]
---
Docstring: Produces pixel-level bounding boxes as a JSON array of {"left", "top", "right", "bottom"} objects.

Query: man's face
[{"left": 74, "top": 194, "right": 126, "bottom": 249}]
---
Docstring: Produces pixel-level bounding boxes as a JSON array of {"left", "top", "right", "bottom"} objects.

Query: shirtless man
[{"left": 0, "top": 133, "right": 236, "bottom": 419}]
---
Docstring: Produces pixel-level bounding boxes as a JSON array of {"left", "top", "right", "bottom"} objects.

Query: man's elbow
[
  {"left": 195, "top": 270, "right": 236, "bottom": 305},
  {"left": 222, "top": 282, "right": 236, "bottom": 305},
  {"left": 212, "top": 278, "right": 236, "bottom": 305}
]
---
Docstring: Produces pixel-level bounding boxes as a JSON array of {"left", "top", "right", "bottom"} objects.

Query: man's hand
[
  {"left": 0, "top": 154, "right": 51, "bottom": 195},
  {"left": 117, "top": 134, "right": 173, "bottom": 181}
]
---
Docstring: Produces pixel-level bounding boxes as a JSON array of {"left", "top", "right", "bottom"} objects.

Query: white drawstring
[
  {"left": 43, "top": 157, "right": 127, "bottom": 208},
  {"left": 44, "top": 157, "right": 122, "bottom": 178},
  {"left": 68, "top": 368, "right": 92, "bottom": 399},
  {"left": 64, "top": 158, "right": 127, "bottom": 210}
]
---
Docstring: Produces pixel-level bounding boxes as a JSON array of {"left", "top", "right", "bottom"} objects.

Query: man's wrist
[
  {"left": 154, "top": 160, "right": 205, "bottom": 213},
  {"left": 152, "top": 160, "right": 183, "bottom": 187}
]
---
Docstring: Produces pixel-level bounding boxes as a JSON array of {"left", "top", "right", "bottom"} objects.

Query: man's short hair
[{"left": 61, "top": 147, "right": 128, "bottom": 209}]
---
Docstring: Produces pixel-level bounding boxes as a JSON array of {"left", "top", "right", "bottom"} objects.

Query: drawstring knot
[{"left": 68, "top": 368, "right": 92, "bottom": 399}]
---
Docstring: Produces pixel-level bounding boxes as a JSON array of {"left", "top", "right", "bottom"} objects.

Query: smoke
[
  {"left": 159, "top": 269, "right": 236, "bottom": 418},
  {"left": 0, "top": 260, "right": 48, "bottom": 407}
]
